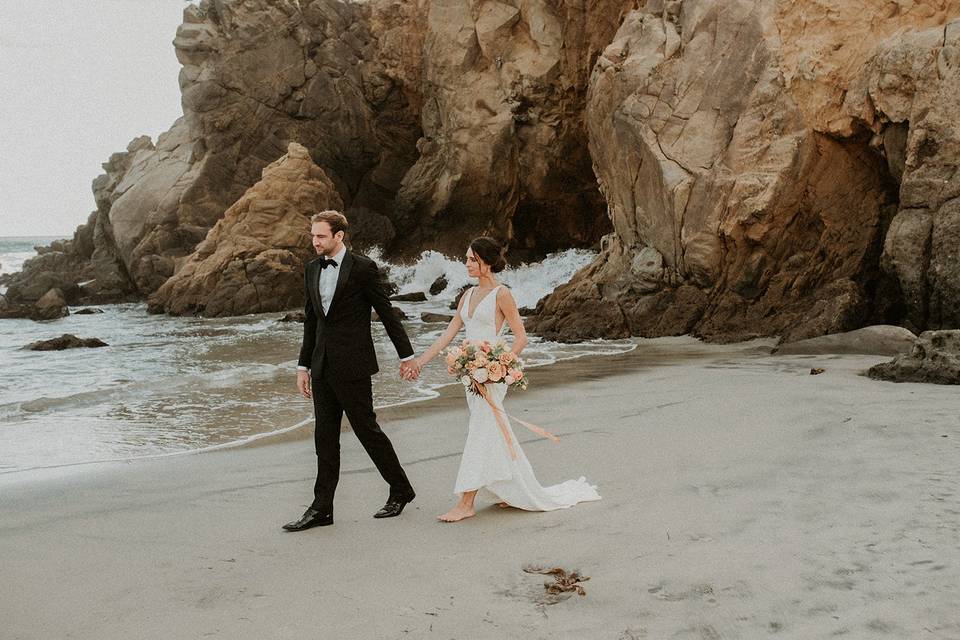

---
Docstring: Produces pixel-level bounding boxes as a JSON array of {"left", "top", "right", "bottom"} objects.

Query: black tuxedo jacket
[{"left": 298, "top": 250, "right": 413, "bottom": 381}]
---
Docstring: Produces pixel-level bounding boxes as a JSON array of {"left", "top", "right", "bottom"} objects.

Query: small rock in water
[
  {"left": 27, "top": 334, "right": 109, "bottom": 351},
  {"left": 73, "top": 308, "right": 105, "bottom": 315},
  {"left": 278, "top": 311, "right": 305, "bottom": 323},
  {"left": 449, "top": 285, "right": 471, "bottom": 310},
  {"left": 421, "top": 312, "right": 453, "bottom": 323},
  {"left": 390, "top": 292, "right": 427, "bottom": 303},
  {"left": 517, "top": 307, "right": 536, "bottom": 316},
  {"left": 429, "top": 275, "right": 448, "bottom": 296},
  {"left": 810, "top": 368, "right": 825, "bottom": 375}
]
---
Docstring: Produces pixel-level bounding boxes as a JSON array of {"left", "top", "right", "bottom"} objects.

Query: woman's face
[{"left": 465, "top": 247, "right": 485, "bottom": 278}]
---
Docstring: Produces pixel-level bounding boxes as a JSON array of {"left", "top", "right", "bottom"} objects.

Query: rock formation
[
  {"left": 868, "top": 330, "right": 960, "bottom": 384},
  {"left": 7, "top": 0, "right": 420, "bottom": 306},
  {"left": 148, "top": 143, "right": 341, "bottom": 316},
  {"left": 529, "top": 1, "right": 960, "bottom": 342},
  {"left": 8, "top": 0, "right": 615, "bottom": 310},
  {"left": 388, "top": 0, "right": 624, "bottom": 256},
  {"left": 6, "top": 0, "right": 960, "bottom": 341}
]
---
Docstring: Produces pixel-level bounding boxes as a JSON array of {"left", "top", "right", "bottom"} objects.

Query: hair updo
[{"left": 470, "top": 236, "right": 507, "bottom": 273}]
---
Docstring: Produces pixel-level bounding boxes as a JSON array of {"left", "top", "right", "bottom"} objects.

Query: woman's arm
[
  {"left": 415, "top": 296, "right": 466, "bottom": 367},
  {"left": 497, "top": 287, "right": 528, "bottom": 356}
]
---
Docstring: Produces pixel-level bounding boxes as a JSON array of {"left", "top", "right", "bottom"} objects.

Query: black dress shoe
[
  {"left": 373, "top": 491, "right": 415, "bottom": 519},
  {"left": 282, "top": 508, "right": 333, "bottom": 531}
]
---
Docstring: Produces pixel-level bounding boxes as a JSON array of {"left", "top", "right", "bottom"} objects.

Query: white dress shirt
[
  {"left": 318, "top": 244, "right": 347, "bottom": 315},
  {"left": 297, "top": 245, "right": 411, "bottom": 372}
]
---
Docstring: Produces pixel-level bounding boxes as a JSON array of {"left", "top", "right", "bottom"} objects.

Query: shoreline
[{"left": 0, "top": 336, "right": 768, "bottom": 483}]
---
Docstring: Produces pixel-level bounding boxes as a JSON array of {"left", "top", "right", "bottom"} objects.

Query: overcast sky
[{"left": 0, "top": 1, "right": 186, "bottom": 237}]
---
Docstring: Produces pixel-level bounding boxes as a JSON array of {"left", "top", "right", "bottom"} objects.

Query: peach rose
[
  {"left": 498, "top": 352, "right": 516, "bottom": 366},
  {"left": 445, "top": 349, "right": 460, "bottom": 367},
  {"left": 509, "top": 369, "right": 523, "bottom": 382},
  {"left": 486, "top": 361, "right": 505, "bottom": 382}
]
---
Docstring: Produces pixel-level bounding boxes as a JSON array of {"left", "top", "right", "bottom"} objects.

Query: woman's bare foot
[{"left": 437, "top": 504, "right": 476, "bottom": 522}]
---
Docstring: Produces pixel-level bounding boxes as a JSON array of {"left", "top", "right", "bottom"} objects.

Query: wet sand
[{"left": 3, "top": 337, "right": 959, "bottom": 639}]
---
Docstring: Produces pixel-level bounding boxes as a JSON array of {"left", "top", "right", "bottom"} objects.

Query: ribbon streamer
[{"left": 473, "top": 381, "right": 560, "bottom": 460}]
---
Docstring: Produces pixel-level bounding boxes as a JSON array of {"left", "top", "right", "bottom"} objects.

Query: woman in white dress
[{"left": 412, "top": 237, "right": 601, "bottom": 522}]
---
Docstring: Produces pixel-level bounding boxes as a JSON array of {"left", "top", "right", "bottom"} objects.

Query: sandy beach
[{"left": 3, "top": 337, "right": 959, "bottom": 639}]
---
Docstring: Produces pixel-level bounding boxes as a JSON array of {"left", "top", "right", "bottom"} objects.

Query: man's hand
[
  {"left": 297, "top": 370, "right": 312, "bottom": 399},
  {"left": 400, "top": 359, "right": 421, "bottom": 381}
]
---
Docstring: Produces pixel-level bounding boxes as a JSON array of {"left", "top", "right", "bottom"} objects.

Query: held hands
[
  {"left": 399, "top": 358, "right": 422, "bottom": 381},
  {"left": 296, "top": 370, "right": 312, "bottom": 399}
]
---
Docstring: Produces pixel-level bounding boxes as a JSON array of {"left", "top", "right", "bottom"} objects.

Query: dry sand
[{"left": 2, "top": 337, "right": 959, "bottom": 639}]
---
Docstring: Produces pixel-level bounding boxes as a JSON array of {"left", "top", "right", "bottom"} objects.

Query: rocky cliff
[
  {"left": 6, "top": 0, "right": 960, "bottom": 341},
  {"left": 6, "top": 0, "right": 617, "bottom": 308},
  {"left": 529, "top": 0, "right": 960, "bottom": 342}
]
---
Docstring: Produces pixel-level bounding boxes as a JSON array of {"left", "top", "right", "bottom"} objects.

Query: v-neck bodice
[{"left": 461, "top": 285, "right": 503, "bottom": 342}]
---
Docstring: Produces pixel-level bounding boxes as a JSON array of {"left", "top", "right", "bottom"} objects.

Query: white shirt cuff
[
  {"left": 297, "top": 365, "right": 309, "bottom": 371},
  {"left": 400, "top": 355, "right": 414, "bottom": 362}
]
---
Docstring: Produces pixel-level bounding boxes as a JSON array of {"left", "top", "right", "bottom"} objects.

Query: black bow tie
[{"left": 318, "top": 257, "right": 338, "bottom": 269}]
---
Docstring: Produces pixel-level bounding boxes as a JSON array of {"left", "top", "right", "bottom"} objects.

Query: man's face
[{"left": 311, "top": 221, "right": 343, "bottom": 256}]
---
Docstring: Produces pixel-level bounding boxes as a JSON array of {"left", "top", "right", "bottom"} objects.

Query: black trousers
[{"left": 310, "top": 370, "right": 413, "bottom": 513}]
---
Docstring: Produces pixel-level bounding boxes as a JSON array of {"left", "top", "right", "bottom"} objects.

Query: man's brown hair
[{"left": 310, "top": 210, "right": 349, "bottom": 235}]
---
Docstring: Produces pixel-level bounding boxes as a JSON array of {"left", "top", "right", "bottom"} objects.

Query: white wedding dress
[{"left": 453, "top": 286, "right": 601, "bottom": 510}]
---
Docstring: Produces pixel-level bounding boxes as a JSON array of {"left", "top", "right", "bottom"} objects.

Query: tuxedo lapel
[
  {"left": 308, "top": 260, "right": 325, "bottom": 319},
  {"left": 329, "top": 250, "right": 353, "bottom": 314}
]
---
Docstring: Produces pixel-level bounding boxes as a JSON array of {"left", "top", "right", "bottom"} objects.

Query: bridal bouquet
[{"left": 445, "top": 339, "right": 528, "bottom": 395}]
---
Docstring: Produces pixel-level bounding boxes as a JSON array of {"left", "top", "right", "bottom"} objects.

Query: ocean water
[
  {"left": 0, "top": 240, "right": 633, "bottom": 475},
  {"left": 0, "top": 236, "right": 62, "bottom": 280}
]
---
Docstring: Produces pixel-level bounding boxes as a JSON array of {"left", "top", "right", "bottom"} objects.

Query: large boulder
[
  {"left": 530, "top": 2, "right": 960, "bottom": 343},
  {"left": 148, "top": 143, "right": 342, "bottom": 316},
  {"left": 868, "top": 330, "right": 960, "bottom": 384}
]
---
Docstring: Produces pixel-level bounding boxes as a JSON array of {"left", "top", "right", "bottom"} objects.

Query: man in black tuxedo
[{"left": 283, "top": 210, "right": 421, "bottom": 532}]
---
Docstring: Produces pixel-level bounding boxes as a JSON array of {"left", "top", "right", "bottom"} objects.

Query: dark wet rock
[
  {"left": 776, "top": 325, "right": 918, "bottom": 357},
  {"left": 429, "top": 275, "right": 448, "bottom": 296},
  {"left": 32, "top": 289, "right": 70, "bottom": 321},
  {"left": 278, "top": 311, "right": 306, "bottom": 323},
  {"left": 390, "top": 292, "right": 427, "bottom": 303},
  {"left": 868, "top": 330, "right": 960, "bottom": 385},
  {"left": 378, "top": 266, "right": 399, "bottom": 297},
  {"left": 449, "top": 285, "right": 471, "bottom": 310},
  {"left": 518, "top": 307, "right": 536, "bottom": 317},
  {"left": 73, "top": 308, "right": 105, "bottom": 315},
  {"left": 421, "top": 312, "right": 453, "bottom": 323},
  {"left": 26, "top": 334, "right": 109, "bottom": 351}
]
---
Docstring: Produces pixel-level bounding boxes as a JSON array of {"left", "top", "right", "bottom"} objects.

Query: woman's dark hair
[{"left": 470, "top": 236, "right": 507, "bottom": 273}]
